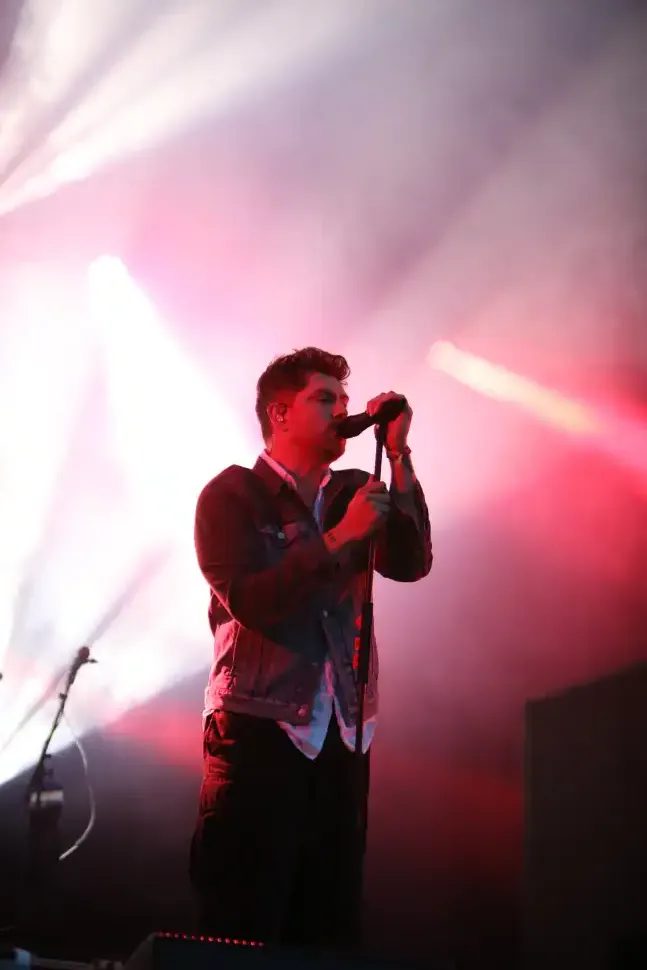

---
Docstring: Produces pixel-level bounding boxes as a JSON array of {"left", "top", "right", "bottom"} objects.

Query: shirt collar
[{"left": 260, "top": 451, "right": 332, "bottom": 493}]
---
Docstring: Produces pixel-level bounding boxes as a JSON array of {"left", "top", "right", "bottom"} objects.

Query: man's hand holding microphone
[
  {"left": 323, "top": 389, "right": 412, "bottom": 554},
  {"left": 323, "top": 478, "right": 391, "bottom": 553}
]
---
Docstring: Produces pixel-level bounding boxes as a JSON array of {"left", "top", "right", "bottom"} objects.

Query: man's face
[{"left": 283, "top": 372, "right": 349, "bottom": 461}]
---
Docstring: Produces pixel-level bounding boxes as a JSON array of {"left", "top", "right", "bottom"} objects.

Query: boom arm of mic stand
[
  {"left": 26, "top": 657, "right": 86, "bottom": 808},
  {"left": 27, "top": 674, "right": 72, "bottom": 799},
  {"left": 352, "top": 423, "right": 385, "bottom": 921}
]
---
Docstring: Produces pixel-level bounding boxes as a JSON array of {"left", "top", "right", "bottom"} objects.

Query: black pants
[{"left": 189, "top": 710, "right": 367, "bottom": 949}]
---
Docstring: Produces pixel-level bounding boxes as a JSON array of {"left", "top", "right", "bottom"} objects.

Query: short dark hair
[{"left": 255, "top": 347, "right": 350, "bottom": 441}]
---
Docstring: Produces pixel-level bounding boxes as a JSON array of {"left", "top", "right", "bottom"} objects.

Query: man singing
[{"left": 189, "top": 347, "right": 432, "bottom": 950}]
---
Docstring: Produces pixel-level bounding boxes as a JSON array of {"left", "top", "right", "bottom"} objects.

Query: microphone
[
  {"left": 65, "top": 646, "right": 95, "bottom": 688},
  {"left": 336, "top": 397, "right": 407, "bottom": 440}
]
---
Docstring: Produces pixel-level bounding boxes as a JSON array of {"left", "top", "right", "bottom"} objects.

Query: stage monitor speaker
[
  {"left": 123, "top": 933, "right": 432, "bottom": 970},
  {"left": 523, "top": 662, "right": 647, "bottom": 970}
]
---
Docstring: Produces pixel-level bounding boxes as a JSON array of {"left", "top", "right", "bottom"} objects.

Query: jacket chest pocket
[{"left": 257, "top": 520, "right": 311, "bottom": 556}]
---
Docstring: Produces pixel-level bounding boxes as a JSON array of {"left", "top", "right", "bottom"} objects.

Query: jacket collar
[
  {"left": 252, "top": 454, "right": 288, "bottom": 496},
  {"left": 252, "top": 453, "right": 349, "bottom": 513}
]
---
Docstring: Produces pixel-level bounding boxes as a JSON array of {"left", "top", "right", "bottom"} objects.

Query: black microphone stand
[
  {"left": 25, "top": 652, "right": 90, "bottom": 883},
  {"left": 352, "top": 420, "right": 387, "bottom": 935},
  {"left": 7, "top": 652, "right": 94, "bottom": 954}
]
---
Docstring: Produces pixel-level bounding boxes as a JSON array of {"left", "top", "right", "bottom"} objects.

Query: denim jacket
[{"left": 194, "top": 456, "right": 432, "bottom": 727}]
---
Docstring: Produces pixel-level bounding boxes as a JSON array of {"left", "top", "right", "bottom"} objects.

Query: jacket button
[
  {"left": 277, "top": 531, "right": 285, "bottom": 539},
  {"left": 322, "top": 609, "right": 328, "bottom": 618}
]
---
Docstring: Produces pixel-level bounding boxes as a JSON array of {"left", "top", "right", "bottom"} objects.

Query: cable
[{"left": 58, "top": 713, "right": 96, "bottom": 862}]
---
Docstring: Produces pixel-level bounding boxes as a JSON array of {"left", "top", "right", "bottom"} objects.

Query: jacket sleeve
[
  {"left": 194, "top": 471, "right": 343, "bottom": 630},
  {"left": 374, "top": 479, "right": 433, "bottom": 582}
]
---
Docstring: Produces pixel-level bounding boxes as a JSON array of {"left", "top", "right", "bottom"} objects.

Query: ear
[{"left": 267, "top": 401, "right": 287, "bottom": 429}]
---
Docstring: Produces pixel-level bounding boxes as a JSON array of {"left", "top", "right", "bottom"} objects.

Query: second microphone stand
[{"left": 25, "top": 650, "right": 91, "bottom": 883}]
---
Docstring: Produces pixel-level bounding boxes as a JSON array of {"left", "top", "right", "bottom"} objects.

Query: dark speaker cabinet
[{"left": 524, "top": 663, "right": 647, "bottom": 969}]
